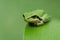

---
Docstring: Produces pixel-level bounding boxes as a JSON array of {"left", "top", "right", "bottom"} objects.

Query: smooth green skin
[{"left": 23, "top": 10, "right": 50, "bottom": 25}]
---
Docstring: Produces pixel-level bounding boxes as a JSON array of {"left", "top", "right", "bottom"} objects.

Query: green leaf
[{"left": 24, "top": 18, "right": 60, "bottom": 40}]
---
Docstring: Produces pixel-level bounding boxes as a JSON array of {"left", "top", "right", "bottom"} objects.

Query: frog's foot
[{"left": 37, "top": 21, "right": 44, "bottom": 25}]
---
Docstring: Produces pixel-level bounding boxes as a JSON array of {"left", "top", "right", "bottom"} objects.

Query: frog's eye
[
  {"left": 27, "top": 15, "right": 38, "bottom": 19},
  {"left": 31, "top": 15, "right": 37, "bottom": 18},
  {"left": 22, "top": 14, "right": 25, "bottom": 18},
  {"left": 31, "top": 15, "right": 43, "bottom": 21}
]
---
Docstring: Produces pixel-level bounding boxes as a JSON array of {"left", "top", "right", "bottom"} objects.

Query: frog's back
[
  {"left": 24, "top": 10, "right": 46, "bottom": 19},
  {"left": 32, "top": 10, "right": 46, "bottom": 17}
]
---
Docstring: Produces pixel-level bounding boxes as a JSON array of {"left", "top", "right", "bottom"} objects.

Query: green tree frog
[{"left": 23, "top": 10, "right": 50, "bottom": 26}]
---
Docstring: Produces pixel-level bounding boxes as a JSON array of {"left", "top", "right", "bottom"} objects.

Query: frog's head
[{"left": 22, "top": 10, "right": 50, "bottom": 25}]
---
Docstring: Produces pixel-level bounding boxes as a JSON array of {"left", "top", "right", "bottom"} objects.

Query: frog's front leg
[{"left": 36, "top": 20, "right": 44, "bottom": 25}]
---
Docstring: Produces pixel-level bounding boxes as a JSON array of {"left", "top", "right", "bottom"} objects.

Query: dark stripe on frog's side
[{"left": 31, "top": 15, "right": 43, "bottom": 21}]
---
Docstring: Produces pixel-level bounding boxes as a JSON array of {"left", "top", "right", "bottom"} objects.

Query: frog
[{"left": 22, "top": 10, "right": 50, "bottom": 26}]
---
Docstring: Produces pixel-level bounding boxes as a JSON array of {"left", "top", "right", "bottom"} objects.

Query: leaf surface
[{"left": 24, "top": 19, "right": 60, "bottom": 40}]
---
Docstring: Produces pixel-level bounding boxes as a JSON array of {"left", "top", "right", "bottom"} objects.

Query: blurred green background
[{"left": 0, "top": 0, "right": 60, "bottom": 40}]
